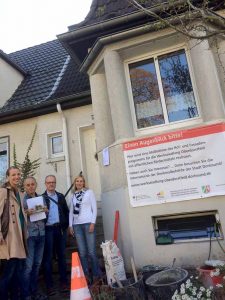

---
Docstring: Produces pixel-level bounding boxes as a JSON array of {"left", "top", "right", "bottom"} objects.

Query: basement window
[{"left": 153, "top": 211, "right": 221, "bottom": 243}]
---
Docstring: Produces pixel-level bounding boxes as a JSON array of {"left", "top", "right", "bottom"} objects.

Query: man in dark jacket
[{"left": 42, "top": 175, "right": 69, "bottom": 296}]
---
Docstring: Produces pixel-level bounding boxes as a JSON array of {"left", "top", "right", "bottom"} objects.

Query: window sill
[
  {"left": 174, "top": 237, "right": 223, "bottom": 244},
  {"left": 155, "top": 237, "right": 223, "bottom": 245},
  {"left": 135, "top": 117, "right": 203, "bottom": 136},
  {"left": 46, "top": 155, "right": 65, "bottom": 163}
]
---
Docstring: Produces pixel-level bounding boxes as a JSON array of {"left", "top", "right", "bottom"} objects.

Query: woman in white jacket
[{"left": 69, "top": 174, "right": 101, "bottom": 282}]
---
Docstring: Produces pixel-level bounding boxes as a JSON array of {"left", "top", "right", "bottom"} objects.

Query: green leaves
[{"left": 13, "top": 125, "right": 41, "bottom": 191}]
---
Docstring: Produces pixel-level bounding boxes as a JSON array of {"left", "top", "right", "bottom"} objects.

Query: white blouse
[{"left": 69, "top": 189, "right": 97, "bottom": 226}]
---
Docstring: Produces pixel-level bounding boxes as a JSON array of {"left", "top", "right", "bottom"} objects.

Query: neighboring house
[
  {"left": 0, "top": 40, "right": 102, "bottom": 205},
  {"left": 58, "top": 0, "right": 225, "bottom": 269}
]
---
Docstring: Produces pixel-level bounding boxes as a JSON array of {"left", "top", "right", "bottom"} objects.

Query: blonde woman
[
  {"left": 0, "top": 166, "right": 27, "bottom": 300},
  {"left": 69, "top": 175, "right": 101, "bottom": 283}
]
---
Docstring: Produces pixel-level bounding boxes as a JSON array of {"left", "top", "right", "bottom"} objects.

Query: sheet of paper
[
  {"left": 26, "top": 196, "right": 46, "bottom": 222},
  {"left": 103, "top": 147, "right": 110, "bottom": 166}
]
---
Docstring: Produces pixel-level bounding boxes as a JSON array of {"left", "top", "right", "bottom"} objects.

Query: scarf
[
  {"left": 73, "top": 190, "right": 86, "bottom": 215},
  {"left": 15, "top": 192, "right": 25, "bottom": 230}
]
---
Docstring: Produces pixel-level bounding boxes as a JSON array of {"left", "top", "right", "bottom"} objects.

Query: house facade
[
  {"left": 1, "top": 0, "right": 225, "bottom": 269},
  {"left": 58, "top": 0, "right": 225, "bottom": 268},
  {"left": 0, "top": 41, "right": 102, "bottom": 207}
]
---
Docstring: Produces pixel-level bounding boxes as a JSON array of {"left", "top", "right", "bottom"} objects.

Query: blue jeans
[
  {"left": 73, "top": 223, "right": 101, "bottom": 277},
  {"left": 43, "top": 226, "right": 67, "bottom": 288},
  {"left": 23, "top": 235, "right": 45, "bottom": 297},
  {"left": 0, "top": 258, "right": 25, "bottom": 300}
]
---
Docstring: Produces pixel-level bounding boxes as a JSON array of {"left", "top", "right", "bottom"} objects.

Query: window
[
  {"left": 154, "top": 211, "right": 221, "bottom": 243},
  {"left": 47, "top": 132, "right": 63, "bottom": 158},
  {"left": 51, "top": 135, "right": 63, "bottom": 155},
  {"left": 128, "top": 49, "right": 199, "bottom": 130},
  {"left": 0, "top": 137, "right": 9, "bottom": 185}
]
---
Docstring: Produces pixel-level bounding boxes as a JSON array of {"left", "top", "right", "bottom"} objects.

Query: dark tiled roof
[
  {"left": 69, "top": 0, "right": 225, "bottom": 30},
  {"left": 0, "top": 40, "right": 90, "bottom": 115},
  {"left": 53, "top": 58, "right": 90, "bottom": 99},
  {"left": 68, "top": 0, "right": 164, "bottom": 30}
]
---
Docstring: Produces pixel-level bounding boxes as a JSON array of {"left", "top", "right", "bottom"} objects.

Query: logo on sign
[
  {"left": 133, "top": 195, "right": 151, "bottom": 201},
  {"left": 157, "top": 191, "right": 165, "bottom": 199},
  {"left": 201, "top": 185, "right": 211, "bottom": 194}
]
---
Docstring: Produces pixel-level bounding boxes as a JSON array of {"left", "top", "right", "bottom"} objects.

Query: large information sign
[{"left": 123, "top": 123, "right": 225, "bottom": 207}]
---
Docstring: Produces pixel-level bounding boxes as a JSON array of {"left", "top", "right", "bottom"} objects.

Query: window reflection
[
  {"left": 0, "top": 141, "right": 8, "bottom": 185},
  {"left": 51, "top": 136, "right": 63, "bottom": 154},
  {"left": 129, "top": 49, "right": 199, "bottom": 130},
  {"left": 158, "top": 50, "right": 198, "bottom": 122},
  {"left": 129, "top": 59, "right": 165, "bottom": 129}
]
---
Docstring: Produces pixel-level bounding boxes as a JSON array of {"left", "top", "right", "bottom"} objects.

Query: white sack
[{"left": 101, "top": 240, "right": 126, "bottom": 286}]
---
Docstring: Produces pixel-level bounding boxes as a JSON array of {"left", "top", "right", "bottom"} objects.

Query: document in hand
[{"left": 26, "top": 196, "right": 46, "bottom": 222}]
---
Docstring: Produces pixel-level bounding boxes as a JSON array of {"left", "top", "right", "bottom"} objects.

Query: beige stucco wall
[
  {"left": 88, "top": 27, "right": 225, "bottom": 270},
  {"left": 0, "top": 104, "right": 94, "bottom": 195},
  {"left": 0, "top": 57, "right": 24, "bottom": 107},
  {"left": 212, "top": 37, "right": 225, "bottom": 105}
]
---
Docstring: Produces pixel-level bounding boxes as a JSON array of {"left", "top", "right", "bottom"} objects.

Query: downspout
[{"left": 56, "top": 103, "right": 71, "bottom": 194}]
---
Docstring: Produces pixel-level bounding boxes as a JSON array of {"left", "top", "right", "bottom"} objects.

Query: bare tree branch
[{"left": 127, "top": 0, "right": 225, "bottom": 39}]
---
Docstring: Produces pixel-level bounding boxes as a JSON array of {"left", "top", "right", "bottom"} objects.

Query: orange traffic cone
[{"left": 70, "top": 252, "right": 92, "bottom": 300}]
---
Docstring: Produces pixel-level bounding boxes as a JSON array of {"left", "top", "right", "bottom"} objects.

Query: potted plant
[{"left": 172, "top": 276, "right": 214, "bottom": 300}]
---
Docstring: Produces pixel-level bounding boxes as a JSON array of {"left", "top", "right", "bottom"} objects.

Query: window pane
[
  {"left": 158, "top": 50, "right": 198, "bottom": 122},
  {"left": 51, "top": 136, "right": 63, "bottom": 154},
  {"left": 0, "top": 141, "right": 8, "bottom": 185},
  {"left": 129, "top": 59, "right": 165, "bottom": 129}
]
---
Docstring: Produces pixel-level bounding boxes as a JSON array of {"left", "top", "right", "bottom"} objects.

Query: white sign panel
[
  {"left": 123, "top": 123, "right": 225, "bottom": 207},
  {"left": 27, "top": 196, "right": 46, "bottom": 222},
  {"left": 103, "top": 147, "right": 110, "bottom": 166}
]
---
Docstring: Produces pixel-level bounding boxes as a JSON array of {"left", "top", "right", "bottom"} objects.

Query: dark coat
[{"left": 42, "top": 190, "right": 69, "bottom": 230}]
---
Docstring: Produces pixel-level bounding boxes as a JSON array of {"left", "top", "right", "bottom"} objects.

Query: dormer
[{"left": 0, "top": 50, "right": 26, "bottom": 108}]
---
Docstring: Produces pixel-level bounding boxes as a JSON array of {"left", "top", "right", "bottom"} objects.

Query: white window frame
[
  {"left": 0, "top": 136, "right": 9, "bottom": 184},
  {"left": 125, "top": 44, "right": 202, "bottom": 135},
  {"left": 46, "top": 132, "right": 64, "bottom": 159},
  {"left": 153, "top": 211, "right": 222, "bottom": 244}
]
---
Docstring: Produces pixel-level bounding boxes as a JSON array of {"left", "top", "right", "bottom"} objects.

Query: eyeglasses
[{"left": 45, "top": 182, "right": 56, "bottom": 184}]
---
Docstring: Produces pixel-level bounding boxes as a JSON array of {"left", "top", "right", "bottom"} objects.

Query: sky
[{"left": 0, "top": 0, "right": 93, "bottom": 54}]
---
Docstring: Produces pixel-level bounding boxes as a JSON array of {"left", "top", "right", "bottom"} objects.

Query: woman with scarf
[
  {"left": 0, "top": 166, "right": 27, "bottom": 300},
  {"left": 69, "top": 174, "right": 101, "bottom": 283}
]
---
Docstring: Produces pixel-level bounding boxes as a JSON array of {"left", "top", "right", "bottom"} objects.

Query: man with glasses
[{"left": 42, "top": 175, "right": 69, "bottom": 296}]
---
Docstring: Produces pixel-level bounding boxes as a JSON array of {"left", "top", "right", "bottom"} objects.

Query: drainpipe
[{"left": 56, "top": 103, "right": 71, "bottom": 194}]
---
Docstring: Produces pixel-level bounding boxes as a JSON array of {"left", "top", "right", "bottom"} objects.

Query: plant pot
[
  {"left": 212, "top": 275, "right": 224, "bottom": 286},
  {"left": 140, "top": 265, "right": 168, "bottom": 283},
  {"left": 112, "top": 275, "right": 146, "bottom": 300},
  {"left": 197, "top": 265, "right": 223, "bottom": 288},
  {"left": 145, "top": 268, "right": 188, "bottom": 300}
]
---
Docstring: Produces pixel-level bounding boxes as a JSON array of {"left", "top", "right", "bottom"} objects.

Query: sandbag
[{"left": 101, "top": 240, "right": 126, "bottom": 286}]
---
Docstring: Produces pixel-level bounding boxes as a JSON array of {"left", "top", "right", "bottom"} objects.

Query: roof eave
[
  {"left": 0, "top": 90, "right": 91, "bottom": 125},
  {"left": 81, "top": 4, "right": 225, "bottom": 73},
  {"left": 57, "top": 10, "right": 147, "bottom": 42},
  {"left": 57, "top": 0, "right": 188, "bottom": 69},
  {"left": 80, "top": 22, "right": 172, "bottom": 72}
]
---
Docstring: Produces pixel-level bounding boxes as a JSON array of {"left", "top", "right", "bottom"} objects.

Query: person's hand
[
  {"left": 0, "top": 233, "right": 5, "bottom": 245},
  {"left": 43, "top": 206, "right": 48, "bottom": 213},
  {"left": 89, "top": 223, "right": 95, "bottom": 233},
  {"left": 69, "top": 227, "right": 74, "bottom": 236},
  {"left": 26, "top": 208, "right": 35, "bottom": 216}
]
